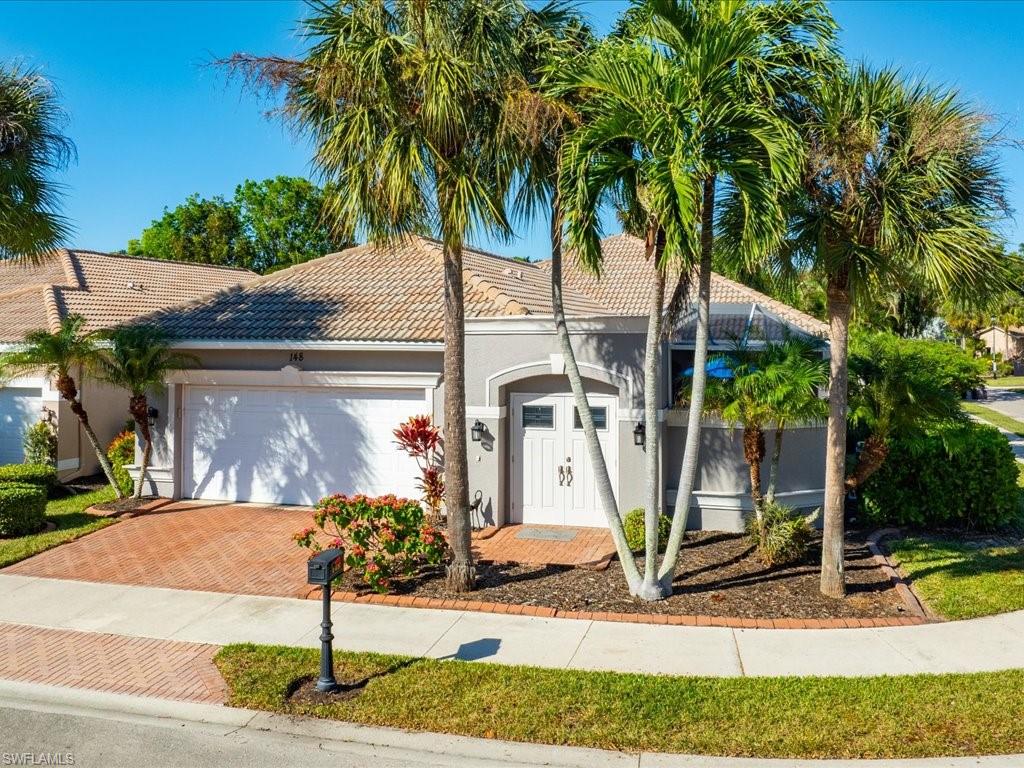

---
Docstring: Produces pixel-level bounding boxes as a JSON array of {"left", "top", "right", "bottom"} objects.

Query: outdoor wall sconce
[
  {"left": 633, "top": 421, "right": 646, "bottom": 448},
  {"left": 471, "top": 420, "right": 486, "bottom": 442},
  {"left": 147, "top": 406, "right": 160, "bottom": 423}
]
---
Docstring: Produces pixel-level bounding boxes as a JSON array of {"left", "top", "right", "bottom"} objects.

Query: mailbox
[{"left": 307, "top": 548, "right": 344, "bottom": 586}]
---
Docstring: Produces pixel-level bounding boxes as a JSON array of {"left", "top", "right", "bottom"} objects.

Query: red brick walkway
[
  {"left": 4, "top": 501, "right": 313, "bottom": 598},
  {"left": 473, "top": 524, "right": 615, "bottom": 568},
  {"left": 0, "top": 623, "right": 227, "bottom": 704}
]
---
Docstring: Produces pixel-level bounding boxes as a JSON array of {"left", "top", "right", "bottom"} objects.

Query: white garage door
[
  {"left": 183, "top": 385, "right": 426, "bottom": 505},
  {"left": 0, "top": 387, "right": 43, "bottom": 465}
]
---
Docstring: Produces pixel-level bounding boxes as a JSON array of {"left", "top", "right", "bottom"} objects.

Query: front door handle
[
  {"left": 558, "top": 465, "right": 565, "bottom": 485},
  {"left": 565, "top": 466, "right": 574, "bottom": 486}
]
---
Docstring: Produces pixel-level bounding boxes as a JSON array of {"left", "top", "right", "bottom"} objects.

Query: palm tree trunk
[
  {"left": 766, "top": 427, "right": 784, "bottom": 503},
  {"left": 442, "top": 238, "right": 475, "bottom": 592},
  {"left": 639, "top": 228, "right": 667, "bottom": 601},
  {"left": 844, "top": 432, "right": 889, "bottom": 492},
  {"left": 659, "top": 175, "right": 715, "bottom": 588},
  {"left": 549, "top": 200, "right": 644, "bottom": 593},
  {"left": 821, "top": 275, "right": 852, "bottom": 598},
  {"left": 55, "top": 374, "right": 123, "bottom": 499},
  {"left": 129, "top": 394, "right": 151, "bottom": 499},
  {"left": 744, "top": 424, "right": 765, "bottom": 517}
]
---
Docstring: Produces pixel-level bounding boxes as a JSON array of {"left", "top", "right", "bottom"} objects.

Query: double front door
[{"left": 511, "top": 393, "right": 618, "bottom": 527}]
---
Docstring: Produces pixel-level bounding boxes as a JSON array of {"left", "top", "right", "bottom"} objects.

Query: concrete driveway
[
  {"left": 3, "top": 501, "right": 315, "bottom": 598},
  {"left": 980, "top": 388, "right": 1024, "bottom": 420}
]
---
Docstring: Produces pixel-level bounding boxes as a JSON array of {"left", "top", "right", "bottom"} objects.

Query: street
[
  {"left": 980, "top": 388, "right": 1024, "bottom": 420},
  {"left": 0, "top": 705, "right": 512, "bottom": 768}
]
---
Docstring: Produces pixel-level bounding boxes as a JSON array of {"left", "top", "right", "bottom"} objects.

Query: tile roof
[
  {"left": 145, "top": 237, "right": 606, "bottom": 342},
  {"left": 547, "top": 233, "right": 828, "bottom": 337},
  {"left": 0, "top": 251, "right": 254, "bottom": 343}
]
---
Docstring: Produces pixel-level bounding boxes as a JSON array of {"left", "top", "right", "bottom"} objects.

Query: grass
[
  {"left": 0, "top": 486, "right": 117, "bottom": 568},
  {"left": 886, "top": 535, "right": 1024, "bottom": 620},
  {"left": 216, "top": 644, "right": 1024, "bottom": 759},
  {"left": 987, "top": 375, "right": 1024, "bottom": 388},
  {"left": 962, "top": 401, "right": 1024, "bottom": 436}
]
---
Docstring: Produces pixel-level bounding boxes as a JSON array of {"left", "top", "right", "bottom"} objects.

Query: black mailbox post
[{"left": 307, "top": 548, "right": 344, "bottom": 693}]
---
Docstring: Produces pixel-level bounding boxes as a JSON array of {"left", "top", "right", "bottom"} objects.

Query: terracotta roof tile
[
  {"left": 548, "top": 233, "right": 828, "bottom": 337},
  {"left": 146, "top": 236, "right": 607, "bottom": 343},
  {"left": 0, "top": 250, "right": 255, "bottom": 343}
]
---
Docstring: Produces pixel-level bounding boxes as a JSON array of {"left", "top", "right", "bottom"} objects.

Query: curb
[
  {"left": 866, "top": 528, "right": 931, "bottom": 619},
  {"left": 302, "top": 586, "right": 928, "bottom": 630},
  {"left": 2, "top": 678, "right": 1022, "bottom": 767}
]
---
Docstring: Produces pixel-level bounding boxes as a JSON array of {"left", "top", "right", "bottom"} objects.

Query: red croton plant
[
  {"left": 294, "top": 494, "right": 446, "bottom": 593},
  {"left": 393, "top": 415, "right": 444, "bottom": 522}
]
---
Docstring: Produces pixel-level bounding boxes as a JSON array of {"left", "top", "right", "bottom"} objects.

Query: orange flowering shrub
[{"left": 293, "top": 493, "right": 447, "bottom": 593}]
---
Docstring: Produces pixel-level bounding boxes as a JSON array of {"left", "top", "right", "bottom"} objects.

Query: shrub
[
  {"left": 106, "top": 431, "right": 135, "bottom": 497},
  {"left": 0, "top": 463, "right": 56, "bottom": 494},
  {"left": 0, "top": 482, "right": 47, "bottom": 536},
  {"left": 746, "top": 501, "right": 814, "bottom": 566},
  {"left": 861, "top": 421, "right": 1019, "bottom": 531},
  {"left": 623, "top": 507, "right": 671, "bottom": 552},
  {"left": 22, "top": 421, "right": 57, "bottom": 467},
  {"left": 393, "top": 415, "right": 444, "bottom": 522},
  {"left": 293, "top": 494, "right": 447, "bottom": 593}
]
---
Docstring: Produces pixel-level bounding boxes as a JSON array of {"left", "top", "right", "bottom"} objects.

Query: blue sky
[{"left": 2, "top": 0, "right": 1023, "bottom": 260}]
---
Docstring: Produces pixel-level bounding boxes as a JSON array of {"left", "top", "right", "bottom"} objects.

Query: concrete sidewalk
[
  {"left": 2, "top": 574, "right": 1022, "bottom": 678},
  {"left": 5, "top": 679, "right": 1023, "bottom": 768}
]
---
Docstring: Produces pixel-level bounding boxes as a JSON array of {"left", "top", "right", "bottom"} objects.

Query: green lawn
[
  {"left": 217, "top": 644, "right": 1024, "bottom": 760},
  {"left": 886, "top": 535, "right": 1024, "bottom": 620},
  {"left": 987, "top": 375, "right": 1024, "bottom": 388},
  {"left": 962, "top": 401, "right": 1024, "bottom": 436},
  {"left": 0, "top": 487, "right": 117, "bottom": 568}
]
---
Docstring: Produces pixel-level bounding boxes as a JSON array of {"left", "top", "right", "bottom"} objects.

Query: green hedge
[
  {"left": 861, "top": 421, "right": 1019, "bottom": 531},
  {"left": 0, "top": 482, "right": 47, "bottom": 537},
  {"left": 0, "top": 464, "right": 57, "bottom": 494}
]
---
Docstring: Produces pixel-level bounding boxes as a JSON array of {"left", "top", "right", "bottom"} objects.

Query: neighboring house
[
  {"left": 135, "top": 234, "right": 828, "bottom": 532},
  {"left": 974, "top": 325, "right": 1024, "bottom": 374},
  {"left": 0, "top": 251, "right": 254, "bottom": 479}
]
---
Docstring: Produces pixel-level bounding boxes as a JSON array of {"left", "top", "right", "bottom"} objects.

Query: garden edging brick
[{"left": 307, "top": 587, "right": 930, "bottom": 629}]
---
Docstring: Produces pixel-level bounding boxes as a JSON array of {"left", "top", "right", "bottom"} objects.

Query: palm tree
[
  {"left": 221, "top": 0, "right": 529, "bottom": 591},
  {"left": 0, "top": 62, "right": 75, "bottom": 260},
  {"left": 559, "top": 0, "right": 832, "bottom": 599},
  {"left": 780, "top": 65, "right": 1011, "bottom": 597},
  {"left": 94, "top": 325, "right": 197, "bottom": 499},
  {"left": 700, "top": 336, "right": 827, "bottom": 519},
  {"left": 845, "top": 332, "right": 965, "bottom": 492},
  {"left": 0, "top": 315, "right": 122, "bottom": 497}
]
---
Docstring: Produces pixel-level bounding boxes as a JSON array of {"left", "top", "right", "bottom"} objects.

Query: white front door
[{"left": 511, "top": 393, "right": 617, "bottom": 527}]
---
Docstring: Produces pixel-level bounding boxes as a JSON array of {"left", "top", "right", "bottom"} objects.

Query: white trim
[
  {"left": 165, "top": 368, "right": 441, "bottom": 389},
  {"left": 171, "top": 340, "right": 444, "bottom": 352},
  {"left": 667, "top": 487, "right": 824, "bottom": 510},
  {"left": 664, "top": 408, "right": 824, "bottom": 429},
  {"left": 1, "top": 375, "right": 57, "bottom": 400},
  {"left": 465, "top": 316, "right": 647, "bottom": 335},
  {"left": 56, "top": 458, "right": 80, "bottom": 472},
  {"left": 465, "top": 406, "right": 506, "bottom": 419},
  {"left": 485, "top": 359, "right": 633, "bottom": 407}
]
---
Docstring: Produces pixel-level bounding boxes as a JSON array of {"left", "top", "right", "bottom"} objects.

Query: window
[
  {"left": 573, "top": 406, "right": 607, "bottom": 431},
  {"left": 521, "top": 405, "right": 555, "bottom": 429}
]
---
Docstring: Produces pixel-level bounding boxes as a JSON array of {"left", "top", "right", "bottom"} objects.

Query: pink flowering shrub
[{"left": 293, "top": 494, "right": 447, "bottom": 593}]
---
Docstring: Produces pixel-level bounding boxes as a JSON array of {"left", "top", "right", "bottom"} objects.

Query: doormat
[{"left": 515, "top": 527, "right": 578, "bottom": 542}]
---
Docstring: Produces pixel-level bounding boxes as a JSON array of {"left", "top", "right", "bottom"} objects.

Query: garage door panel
[
  {"left": 0, "top": 387, "right": 43, "bottom": 465},
  {"left": 184, "top": 386, "right": 424, "bottom": 505}
]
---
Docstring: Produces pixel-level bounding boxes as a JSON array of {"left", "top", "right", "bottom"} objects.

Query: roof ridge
[
  {"left": 67, "top": 249, "right": 256, "bottom": 276},
  {"left": 56, "top": 249, "right": 82, "bottom": 290},
  {"left": 41, "top": 285, "right": 63, "bottom": 332}
]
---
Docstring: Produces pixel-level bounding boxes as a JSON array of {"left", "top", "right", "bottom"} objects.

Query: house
[
  {"left": 0, "top": 250, "right": 254, "bottom": 478},
  {"left": 133, "top": 234, "right": 828, "bottom": 532},
  {"left": 974, "top": 325, "right": 1024, "bottom": 374}
]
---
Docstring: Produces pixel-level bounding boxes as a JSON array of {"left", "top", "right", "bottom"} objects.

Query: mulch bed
[
  {"left": 335, "top": 531, "right": 908, "bottom": 620},
  {"left": 91, "top": 497, "right": 157, "bottom": 515}
]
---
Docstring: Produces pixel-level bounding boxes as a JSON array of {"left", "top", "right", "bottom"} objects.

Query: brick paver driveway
[{"left": 4, "top": 501, "right": 315, "bottom": 598}]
